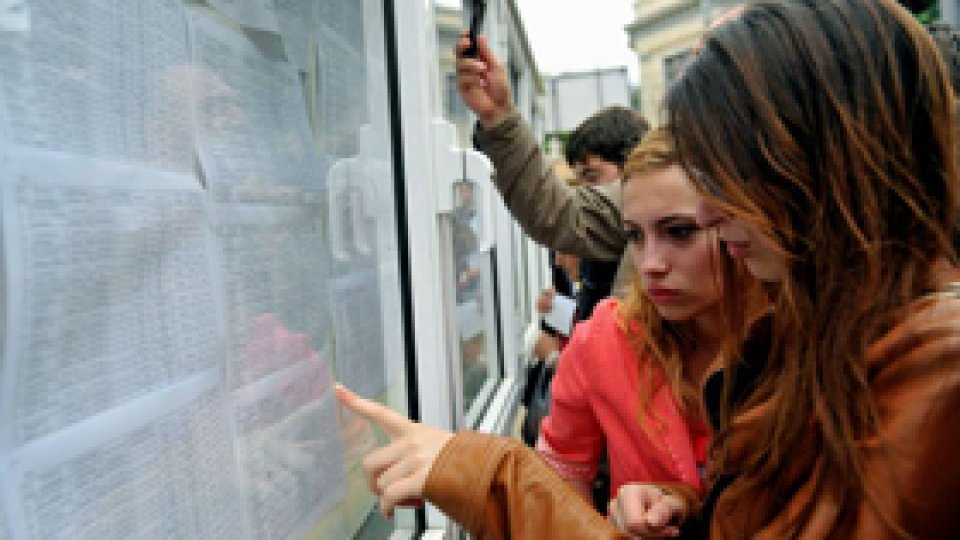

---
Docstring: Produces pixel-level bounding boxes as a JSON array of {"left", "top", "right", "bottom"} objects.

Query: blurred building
[
  {"left": 627, "top": 0, "right": 744, "bottom": 122},
  {"left": 436, "top": 4, "right": 470, "bottom": 144},
  {"left": 542, "top": 67, "right": 632, "bottom": 137},
  {"left": 939, "top": 0, "right": 959, "bottom": 26}
]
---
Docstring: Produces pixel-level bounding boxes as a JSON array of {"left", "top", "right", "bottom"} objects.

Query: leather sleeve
[
  {"left": 711, "top": 292, "right": 960, "bottom": 539},
  {"left": 473, "top": 111, "right": 627, "bottom": 262},
  {"left": 424, "top": 431, "right": 632, "bottom": 540},
  {"left": 856, "top": 296, "right": 960, "bottom": 539},
  {"left": 656, "top": 482, "right": 702, "bottom": 520}
]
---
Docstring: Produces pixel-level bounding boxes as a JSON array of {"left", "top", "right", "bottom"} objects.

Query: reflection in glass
[
  {"left": 434, "top": 0, "right": 472, "bottom": 146},
  {"left": 450, "top": 180, "right": 495, "bottom": 412}
]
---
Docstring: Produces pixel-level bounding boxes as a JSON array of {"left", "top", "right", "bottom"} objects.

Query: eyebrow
[
  {"left": 623, "top": 213, "right": 698, "bottom": 230},
  {"left": 654, "top": 214, "right": 697, "bottom": 228}
]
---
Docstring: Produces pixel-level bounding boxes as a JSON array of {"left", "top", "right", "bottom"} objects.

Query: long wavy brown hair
[
  {"left": 617, "top": 127, "right": 765, "bottom": 428},
  {"left": 665, "top": 0, "right": 958, "bottom": 536}
]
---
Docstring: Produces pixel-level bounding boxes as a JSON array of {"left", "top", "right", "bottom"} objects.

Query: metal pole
[{"left": 701, "top": 0, "right": 713, "bottom": 28}]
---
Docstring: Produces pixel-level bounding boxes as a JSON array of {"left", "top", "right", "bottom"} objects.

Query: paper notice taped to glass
[{"left": 544, "top": 294, "right": 576, "bottom": 337}]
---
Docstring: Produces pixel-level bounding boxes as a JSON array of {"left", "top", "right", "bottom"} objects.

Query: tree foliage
[{"left": 900, "top": 0, "right": 940, "bottom": 24}]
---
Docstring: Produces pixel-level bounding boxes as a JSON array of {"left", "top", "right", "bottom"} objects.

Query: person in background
[
  {"left": 334, "top": 1, "right": 960, "bottom": 538},
  {"left": 529, "top": 107, "right": 648, "bottom": 372},
  {"left": 564, "top": 106, "right": 648, "bottom": 322},
  {"left": 522, "top": 161, "right": 579, "bottom": 449},
  {"left": 526, "top": 107, "right": 647, "bottom": 510},
  {"left": 530, "top": 158, "right": 581, "bottom": 372},
  {"left": 456, "top": 33, "right": 632, "bottom": 293},
  {"left": 535, "top": 127, "right": 765, "bottom": 510}
]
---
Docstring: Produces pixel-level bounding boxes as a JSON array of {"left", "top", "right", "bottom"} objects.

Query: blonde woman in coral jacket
[{"left": 532, "top": 127, "right": 765, "bottom": 517}]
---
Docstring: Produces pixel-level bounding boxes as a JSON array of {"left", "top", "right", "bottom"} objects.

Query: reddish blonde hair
[{"left": 617, "top": 127, "right": 766, "bottom": 427}]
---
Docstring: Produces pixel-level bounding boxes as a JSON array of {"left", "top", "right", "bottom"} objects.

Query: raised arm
[{"left": 455, "top": 33, "right": 626, "bottom": 261}]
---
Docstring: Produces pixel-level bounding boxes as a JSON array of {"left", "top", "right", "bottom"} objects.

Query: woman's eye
[
  {"left": 624, "top": 228, "right": 643, "bottom": 243},
  {"left": 666, "top": 224, "right": 699, "bottom": 241}
]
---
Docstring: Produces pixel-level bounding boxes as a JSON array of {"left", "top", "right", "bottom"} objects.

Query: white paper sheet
[
  {"left": 544, "top": 293, "right": 576, "bottom": 337},
  {"left": 330, "top": 267, "right": 386, "bottom": 399},
  {"left": 274, "top": 0, "right": 316, "bottom": 70},
  {"left": 0, "top": 2, "right": 400, "bottom": 539},
  {"left": 0, "top": 0, "right": 192, "bottom": 173},
  {"left": 232, "top": 357, "right": 345, "bottom": 540},
  {"left": 0, "top": 499, "right": 8, "bottom": 540},
  {"left": 206, "top": 0, "right": 279, "bottom": 32},
  {"left": 316, "top": 11, "right": 368, "bottom": 156},
  {"left": 5, "top": 373, "right": 244, "bottom": 540},
  {"left": 189, "top": 14, "right": 322, "bottom": 195},
  {"left": 456, "top": 299, "right": 484, "bottom": 341},
  {"left": 317, "top": 0, "right": 365, "bottom": 55},
  {"left": 0, "top": 148, "right": 218, "bottom": 447},
  {"left": 211, "top": 202, "right": 331, "bottom": 389}
]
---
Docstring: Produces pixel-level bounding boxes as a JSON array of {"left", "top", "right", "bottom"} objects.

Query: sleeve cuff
[
  {"left": 423, "top": 431, "right": 519, "bottom": 535},
  {"left": 473, "top": 109, "right": 521, "bottom": 147}
]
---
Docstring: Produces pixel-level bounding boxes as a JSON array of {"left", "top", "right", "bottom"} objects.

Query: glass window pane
[
  {"left": 450, "top": 181, "right": 498, "bottom": 419},
  {"left": 663, "top": 49, "right": 692, "bottom": 85},
  {"left": 512, "top": 224, "right": 527, "bottom": 345},
  {"left": 434, "top": 0, "right": 471, "bottom": 146},
  {"left": 0, "top": 1, "right": 408, "bottom": 539}
]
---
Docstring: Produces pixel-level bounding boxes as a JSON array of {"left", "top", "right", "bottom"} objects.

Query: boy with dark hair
[{"left": 565, "top": 105, "right": 649, "bottom": 179}]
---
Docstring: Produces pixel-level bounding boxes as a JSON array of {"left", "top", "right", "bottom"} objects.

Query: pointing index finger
[{"left": 335, "top": 383, "right": 410, "bottom": 438}]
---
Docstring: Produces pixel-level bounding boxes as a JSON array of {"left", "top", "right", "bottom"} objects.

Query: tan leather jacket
[
  {"left": 424, "top": 277, "right": 960, "bottom": 539},
  {"left": 474, "top": 111, "right": 633, "bottom": 297},
  {"left": 424, "top": 431, "right": 699, "bottom": 539}
]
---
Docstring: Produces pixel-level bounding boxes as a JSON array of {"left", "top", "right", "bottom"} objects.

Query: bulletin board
[{"left": 0, "top": 1, "right": 407, "bottom": 538}]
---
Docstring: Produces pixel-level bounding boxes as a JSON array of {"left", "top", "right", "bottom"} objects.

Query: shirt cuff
[{"left": 473, "top": 109, "right": 521, "bottom": 146}]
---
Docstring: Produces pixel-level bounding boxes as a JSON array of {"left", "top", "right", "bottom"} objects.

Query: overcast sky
[{"left": 438, "top": 0, "right": 640, "bottom": 84}]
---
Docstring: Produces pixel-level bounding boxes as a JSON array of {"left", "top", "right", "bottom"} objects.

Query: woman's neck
[
  {"left": 692, "top": 307, "right": 724, "bottom": 348},
  {"left": 686, "top": 309, "right": 725, "bottom": 386}
]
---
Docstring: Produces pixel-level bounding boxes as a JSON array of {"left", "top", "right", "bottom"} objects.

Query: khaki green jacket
[{"left": 474, "top": 111, "right": 633, "bottom": 296}]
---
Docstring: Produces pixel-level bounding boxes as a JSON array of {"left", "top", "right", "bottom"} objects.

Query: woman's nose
[{"left": 637, "top": 244, "right": 668, "bottom": 276}]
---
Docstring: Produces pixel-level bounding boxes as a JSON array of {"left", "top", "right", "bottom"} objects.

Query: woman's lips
[{"left": 647, "top": 287, "right": 681, "bottom": 304}]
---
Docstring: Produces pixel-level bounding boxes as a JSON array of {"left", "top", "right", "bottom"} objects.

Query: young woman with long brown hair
[
  {"left": 335, "top": 1, "right": 960, "bottom": 537},
  {"left": 667, "top": 0, "right": 960, "bottom": 536}
]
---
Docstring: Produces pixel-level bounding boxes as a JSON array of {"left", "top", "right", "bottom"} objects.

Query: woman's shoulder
[
  {"left": 569, "top": 298, "right": 628, "bottom": 343},
  {"left": 870, "top": 284, "right": 960, "bottom": 376},
  {"left": 563, "top": 298, "right": 639, "bottom": 367}
]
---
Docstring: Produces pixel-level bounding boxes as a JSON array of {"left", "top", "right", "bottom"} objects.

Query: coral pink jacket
[{"left": 536, "top": 299, "right": 708, "bottom": 498}]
